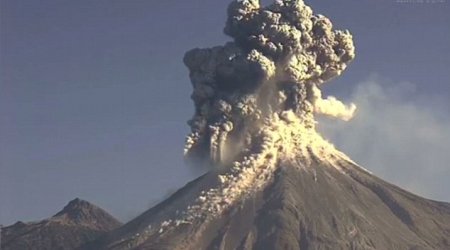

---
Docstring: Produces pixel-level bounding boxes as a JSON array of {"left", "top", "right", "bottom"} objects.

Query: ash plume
[
  {"left": 184, "top": 0, "right": 356, "bottom": 166},
  {"left": 136, "top": 1, "right": 359, "bottom": 237},
  {"left": 63, "top": 2, "right": 450, "bottom": 249}
]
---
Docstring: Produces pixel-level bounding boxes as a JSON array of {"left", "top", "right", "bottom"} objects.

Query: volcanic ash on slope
[
  {"left": 179, "top": 0, "right": 358, "bottom": 228},
  {"left": 97, "top": 0, "right": 362, "bottom": 247}
]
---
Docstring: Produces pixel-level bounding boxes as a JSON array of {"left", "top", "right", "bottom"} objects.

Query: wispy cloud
[{"left": 319, "top": 76, "right": 450, "bottom": 202}]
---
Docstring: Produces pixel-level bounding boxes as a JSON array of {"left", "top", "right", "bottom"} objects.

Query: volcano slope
[{"left": 86, "top": 157, "right": 450, "bottom": 250}]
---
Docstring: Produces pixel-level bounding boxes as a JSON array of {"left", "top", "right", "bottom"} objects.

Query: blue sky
[{"left": 1, "top": 0, "right": 449, "bottom": 225}]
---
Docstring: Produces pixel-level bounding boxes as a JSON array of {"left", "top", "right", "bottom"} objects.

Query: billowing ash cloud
[{"left": 184, "top": 0, "right": 356, "bottom": 165}]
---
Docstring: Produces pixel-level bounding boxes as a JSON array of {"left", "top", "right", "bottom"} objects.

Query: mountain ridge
[{"left": 1, "top": 198, "right": 122, "bottom": 250}]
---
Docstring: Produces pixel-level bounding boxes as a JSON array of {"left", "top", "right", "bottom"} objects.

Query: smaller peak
[
  {"left": 51, "top": 198, "right": 121, "bottom": 230},
  {"left": 53, "top": 198, "right": 98, "bottom": 222}
]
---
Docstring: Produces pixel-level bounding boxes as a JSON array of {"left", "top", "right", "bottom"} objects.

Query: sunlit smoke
[
  {"left": 310, "top": 84, "right": 357, "bottom": 121},
  {"left": 183, "top": 0, "right": 356, "bottom": 166}
]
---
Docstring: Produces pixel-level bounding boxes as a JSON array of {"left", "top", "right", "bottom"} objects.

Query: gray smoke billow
[{"left": 183, "top": 0, "right": 356, "bottom": 166}]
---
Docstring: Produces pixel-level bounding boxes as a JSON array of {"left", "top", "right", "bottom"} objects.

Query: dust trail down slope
[{"left": 86, "top": 157, "right": 450, "bottom": 250}]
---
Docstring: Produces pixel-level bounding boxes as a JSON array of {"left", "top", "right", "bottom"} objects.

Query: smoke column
[
  {"left": 184, "top": 0, "right": 356, "bottom": 166},
  {"left": 128, "top": 0, "right": 360, "bottom": 239}
]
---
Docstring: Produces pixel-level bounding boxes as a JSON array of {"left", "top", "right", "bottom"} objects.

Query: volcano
[
  {"left": 85, "top": 0, "right": 450, "bottom": 249},
  {"left": 4, "top": 0, "right": 450, "bottom": 249},
  {"left": 83, "top": 0, "right": 450, "bottom": 248}
]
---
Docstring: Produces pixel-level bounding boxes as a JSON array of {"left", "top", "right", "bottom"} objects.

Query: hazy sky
[{"left": 1, "top": 0, "right": 449, "bottom": 225}]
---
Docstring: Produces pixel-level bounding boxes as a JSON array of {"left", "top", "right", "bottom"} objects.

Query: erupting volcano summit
[{"left": 86, "top": 1, "right": 450, "bottom": 249}]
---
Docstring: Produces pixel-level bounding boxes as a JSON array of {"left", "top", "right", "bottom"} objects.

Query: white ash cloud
[
  {"left": 319, "top": 77, "right": 450, "bottom": 202},
  {"left": 310, "top": 84, "right": 356, "bottom": 121},
  {"left": 183, "top": 0, "right": 356, "bottom": 165}
]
